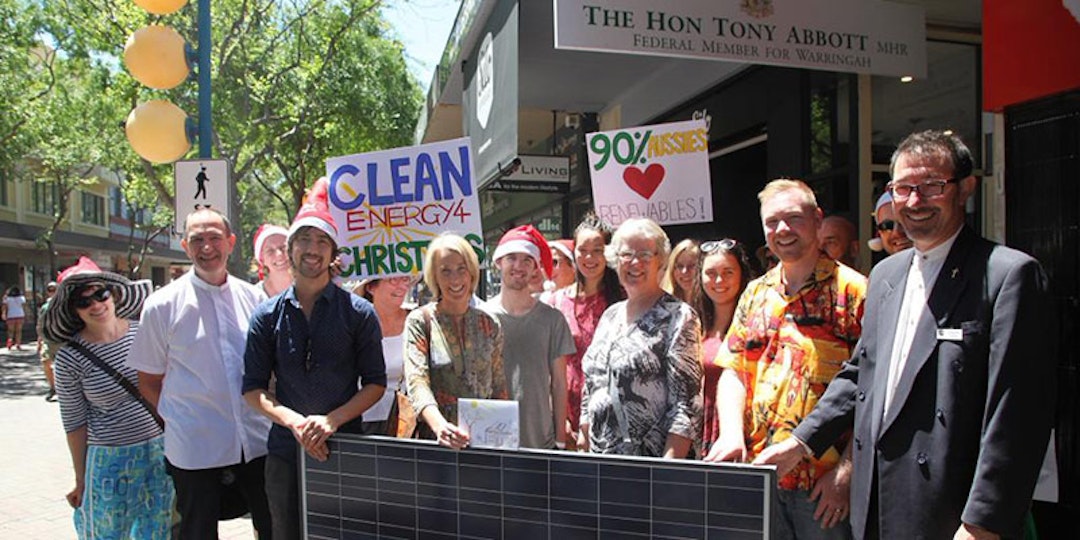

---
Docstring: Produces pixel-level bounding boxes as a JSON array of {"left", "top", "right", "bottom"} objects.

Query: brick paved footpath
[{"left": 0, "top": 347, "right": 256, "bottom": 539}]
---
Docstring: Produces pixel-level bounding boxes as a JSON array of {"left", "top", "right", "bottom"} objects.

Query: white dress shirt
[
  {"left": 884, "top": 228, "right": 962, "bottom": 416},
  {"left": 129, "top": 271, "right": 272, "bottom": 469}
]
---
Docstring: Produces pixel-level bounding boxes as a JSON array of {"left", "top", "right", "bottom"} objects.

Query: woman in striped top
[{"left": 43, "top": 257, "right": 172, "bottom": 539}]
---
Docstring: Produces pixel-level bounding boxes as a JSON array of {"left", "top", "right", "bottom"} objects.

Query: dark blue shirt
[{"left": 243, "top": 282, "right": 386, "bottom": 462}]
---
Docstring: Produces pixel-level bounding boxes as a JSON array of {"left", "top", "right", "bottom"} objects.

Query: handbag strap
[{"left": 68, "top": 341, "right": 165, "bottom": 430}]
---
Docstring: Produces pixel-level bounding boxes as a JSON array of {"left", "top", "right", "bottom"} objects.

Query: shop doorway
[{"left": 1005, "top": 90, "right": 1080, "bottom": 535}]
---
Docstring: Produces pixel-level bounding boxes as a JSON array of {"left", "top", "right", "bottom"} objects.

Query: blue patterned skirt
[{"left": 74, "top": 436, "right": 174, "bottom": 539}]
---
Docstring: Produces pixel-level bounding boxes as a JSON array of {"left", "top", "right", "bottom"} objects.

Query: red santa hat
[
  {"left": 288, "top": 177, "right": 337, "bottom": 244},
  {"left": 253, "top": 224, "right": 288, "bottom": 264},
  {"left": 550, "top": 239, "right": 575, "bottom": 265},
  {"left": 492, "top": 224, "right": 554, "bottom": 279}
]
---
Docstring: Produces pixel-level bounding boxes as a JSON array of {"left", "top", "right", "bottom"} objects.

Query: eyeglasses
[
  {"left": 72, "top": 288, "right": 112, "bottom": 309},
  {"left": 701, "top": 238, "right": 738, "bottom": 253},
  {"left": 876, "top": 220, "right": 897, "bottom": 232},
  {"left": 616, "top": 250, "right": 657, "bottom": 263},
  {"left": 888, "top": 177, "right": 959, "bottom": 200}
]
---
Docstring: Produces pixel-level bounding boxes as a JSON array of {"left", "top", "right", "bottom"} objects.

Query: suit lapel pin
[{"left": 950, "top": 267, "right": 959, "bottom": 279}]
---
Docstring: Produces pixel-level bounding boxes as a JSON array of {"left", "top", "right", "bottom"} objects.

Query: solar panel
[{"left": 302, "top": 434, "right": 775, "bottom": 539}]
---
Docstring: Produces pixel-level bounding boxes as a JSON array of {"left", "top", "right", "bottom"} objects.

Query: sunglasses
[
  {"left": 701, "top": 238, "right": 739, "bottom": 253},
  {"left": 72, "top": 287, "right": 112, "bottom": 309},
  {"left": 876, "top": 220, "right": 897, "bottom": 232}
]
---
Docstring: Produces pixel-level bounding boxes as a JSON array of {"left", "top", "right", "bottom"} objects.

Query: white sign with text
[
  {"left": 325, "top": 137, "right": 485, "bottom": 280},
  {"left": 555, "top": 0, "right": 926, "bottom": 78},
  {"left": 586, "top": 119, "right": 712, "bottom": 227}
]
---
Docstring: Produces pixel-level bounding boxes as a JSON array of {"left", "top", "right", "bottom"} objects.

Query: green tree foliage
[{"left": 4, "top": 0, "right": 422, "bottom": 277}]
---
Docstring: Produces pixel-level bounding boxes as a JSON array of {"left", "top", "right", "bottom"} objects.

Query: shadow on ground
[{"left": 0, "top": 350, "right": 49, "bottom": 399}]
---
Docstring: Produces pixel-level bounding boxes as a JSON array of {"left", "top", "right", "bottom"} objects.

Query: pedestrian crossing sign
[{"left": 173, "top": 159, "right": 233, "bottom": 234}]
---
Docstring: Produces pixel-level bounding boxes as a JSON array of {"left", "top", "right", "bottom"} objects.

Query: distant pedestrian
[
  {"left": 41, "top": 257, "right": 173, "bottom": 539},
  {"left": 36, "top": 281, "right": 59, "bottom": 401},
  {"left": 2, "top": 286, "right": 27, "bottom": 350}
]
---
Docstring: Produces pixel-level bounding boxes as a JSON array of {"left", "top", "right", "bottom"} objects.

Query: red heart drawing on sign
[{"left": 623, "top": 163, "right": 666, "bottom": 200}]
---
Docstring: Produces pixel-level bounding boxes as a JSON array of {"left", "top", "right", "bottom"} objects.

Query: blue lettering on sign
[
  {"left": 440, "top": 147, "right": 472, "bottom": 198},
  {"left": 329, "top": 164, "right": 364, "bottom": 210},
  {"left": 391, "top": 157, "right": 413, "bottom": 203},
  {"left": 367, "top": 162, "right": 393, "bottom": 206},
  {"left": 415, "top": 153, "right": 441, "bottom": 201},
  {"left": 327, "top": 144, "right": 473, "bottom": 208}
]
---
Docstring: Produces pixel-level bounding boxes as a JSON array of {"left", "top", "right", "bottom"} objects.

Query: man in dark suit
[{"left": 753, "top": 130, "right": 1056, "bottom": 539}]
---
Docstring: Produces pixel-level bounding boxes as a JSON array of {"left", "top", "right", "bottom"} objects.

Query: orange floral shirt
[{"left": 716, "top": 255, "right": 866, "bottom": 490}]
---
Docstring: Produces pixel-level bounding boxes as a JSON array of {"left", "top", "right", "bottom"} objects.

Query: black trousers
[
  {"left": 264, "top": 454, "right": 301, "bottom": 540},
  {"left": 166, "top": 456, "right": 273, "bottom": 539}
]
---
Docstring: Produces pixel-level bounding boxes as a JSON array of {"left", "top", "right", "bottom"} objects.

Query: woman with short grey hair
[{"left": 579, "top": 218, "right": 702, "bottom": 458}]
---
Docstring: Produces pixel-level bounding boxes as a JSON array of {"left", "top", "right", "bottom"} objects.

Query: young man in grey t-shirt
[{"left": 483, "top": 226, "right": 575, "bottom": 449}]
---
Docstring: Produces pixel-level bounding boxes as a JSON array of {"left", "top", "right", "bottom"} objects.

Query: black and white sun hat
[{"left": 41, "top": 256, "right": 153, "bottom": 344}]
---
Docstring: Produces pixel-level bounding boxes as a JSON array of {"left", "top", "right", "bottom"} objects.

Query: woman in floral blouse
[
  {"left": 579, "top": 218, "right": 703, "bottom": 458},
  {"left": 403, "top": 233, "right": 507, "bottom": 448}
]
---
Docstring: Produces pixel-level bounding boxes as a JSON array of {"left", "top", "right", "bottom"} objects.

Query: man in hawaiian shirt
[{"left": 705, "top": 178, "right": 867, "bottom": 539}]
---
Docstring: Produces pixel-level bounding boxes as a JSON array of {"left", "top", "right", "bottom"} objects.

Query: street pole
[{"left": 197, "top": 0, "right": 211, "bottom": 158}]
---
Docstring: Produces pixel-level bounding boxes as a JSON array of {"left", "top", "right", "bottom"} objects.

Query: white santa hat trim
[
  {"left": 492, "top": 238, "right": 540, "bottom": 264},
  {"left": 254, "top": 225, "right": 288, "bottom": 263},
  {"left": 288, "top": 216, "right": 337, "bottom": 244}
]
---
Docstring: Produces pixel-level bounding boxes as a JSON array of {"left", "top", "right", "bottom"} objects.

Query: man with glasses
[
  {"left": 242, "top": 178, "right": 386, "bottom": 540},
  {"left": 129, "top": 208, "right": 274, "bottom": 538},
  {"left": 705, "top": 178, "right": 867, "bottom": 539},
  {"left": 755, "top": 130, "right": 1055, "bottom": 539}
]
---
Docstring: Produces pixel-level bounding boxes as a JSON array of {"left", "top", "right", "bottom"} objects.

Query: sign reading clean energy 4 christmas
[
  {"left": 325, "top": 137, "right": 485, "bottom": 279},
  {"left": 586, "top": 119, "right": 712, "bottom": 227}
]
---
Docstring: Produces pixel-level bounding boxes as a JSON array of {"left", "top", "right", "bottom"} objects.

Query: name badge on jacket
[{"left": 936, "top": 328, "right": 963, "bottom": 341}]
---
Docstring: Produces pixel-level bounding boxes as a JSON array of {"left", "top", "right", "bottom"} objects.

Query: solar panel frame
[{"left": 302, "top": 434, "right": 776, "bottom": 539}]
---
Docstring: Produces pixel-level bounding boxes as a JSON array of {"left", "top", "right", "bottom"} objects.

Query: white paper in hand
[{"left": 458, "top": 398, "right": 519, "bottom": 450}]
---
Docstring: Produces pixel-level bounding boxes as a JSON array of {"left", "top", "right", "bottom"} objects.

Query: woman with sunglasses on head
[
  {"left": 548, "top": 213, "right": 625, "bottom": 448},
  {"left": 692, "top": 239, "right": 756, "bottom": 457},
  {"left": 41, "top": 257, "right": 173, "bottom": 539},
  {"left": 354, "top": 275, "right": 416, "bottom": 436},
  {"left": 661, "top": 239, "right": 701, "bottom": 303},
  {"left": 578, "top": 218, "right": 702, "bottom": 458}
]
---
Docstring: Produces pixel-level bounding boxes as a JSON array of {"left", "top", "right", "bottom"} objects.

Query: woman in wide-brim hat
[{"left": 43, "top": 256, "right": 174, "bottom": 539}]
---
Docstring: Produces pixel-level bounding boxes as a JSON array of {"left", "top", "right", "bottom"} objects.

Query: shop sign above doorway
[
  {"left": 554, "top": 0, "right": 926, "bottom": 78},
  {"left": 485, "top": 155, "right": 571, "bottom": 193}
]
